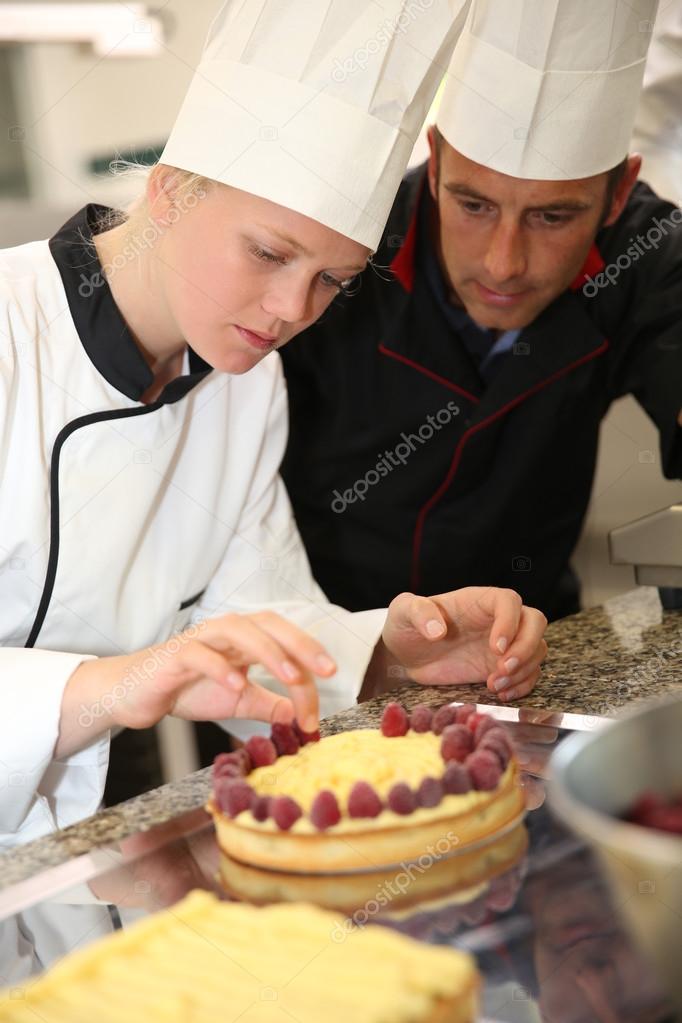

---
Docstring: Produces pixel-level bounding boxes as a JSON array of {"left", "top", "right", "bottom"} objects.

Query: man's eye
[
  {"left": 249, "top": 245, "right": 286, "bottom": 265},
  {"left": 532, "top": 211, "right": 569, "bottom": 226},
  {"left": 461, "top": 201, "right": 483, "bottom": 214}
]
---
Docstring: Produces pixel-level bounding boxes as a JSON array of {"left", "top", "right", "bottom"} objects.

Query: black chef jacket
[{"left": 280, "top": 166, "right": 682, "bottom": 621}]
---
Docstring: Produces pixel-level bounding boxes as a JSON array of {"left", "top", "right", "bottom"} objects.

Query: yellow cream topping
[
  {"left": 251, "top": 729, "right": 448, "bottom": 808},
  {"left": 236, "top": 728, "right": 512, "bottom": 836},
  {"left": 0, "top": 891, "right": 477, "bottom": 1023}
]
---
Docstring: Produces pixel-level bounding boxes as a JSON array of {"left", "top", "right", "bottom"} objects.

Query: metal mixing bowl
[{"left": 548, "top": 694, "right": 682, "bottom": 1016}]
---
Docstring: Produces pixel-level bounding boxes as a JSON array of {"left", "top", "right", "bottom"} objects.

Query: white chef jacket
[
  {"left": 0, "top": 204, "right": 385, "bottom": 850},
  {"left": 631, "top": 2, "right": 682, "bottom": 205}
]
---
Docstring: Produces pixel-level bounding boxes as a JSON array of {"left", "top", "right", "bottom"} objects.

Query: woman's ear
[{"left": 146, "top": 165, "right": 177, "bottom": 226}]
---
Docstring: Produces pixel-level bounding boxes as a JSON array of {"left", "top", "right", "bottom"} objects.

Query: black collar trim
[{"left": 48, "top": 204, "right": 212, "bottom": 403}]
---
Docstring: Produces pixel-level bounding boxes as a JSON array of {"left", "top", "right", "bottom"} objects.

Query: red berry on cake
[
  {"left": 432, "top": 704, "right": 457, "bottom": 735},
  {"left": 381, "top": 701, "right": 409, "bottom": 737},
  {"left": 473, "top": 715, "right": 498, "bottom": 744},
  {"left": 245, "top": 736, "right": 278, "bottom": 768},
  {"left": 270, "top": 796, "right": 303, "bottom": 830},
  {"left": 348, "top": 781, "right": 383, "bottom": 818},
  {"left": 215, "top": 779, "right": 254, "bottom": 818},
  {"left": 387, "top": 782, "right": 417, "bottom": 815},
  {"left": 293, "top": 721, "right": 321, "bottom": 745},
  {"left": 271, "top": 722, "right": 301, "bottom": 757},
  {"left": 410, "top": 704, "right": 433, "bottom": 733},
  {"left": 478, "top": 727, "right": 513, "bottom": 769},
  {"left": 213, "top": 750, "right": 251, "bottom": 779},
  {"left": 310, "top": 790, "right": 342, "bottom": 830},
  {"left": 417, "top": 777, "right": 444, "bottom": 808},
  {"left": 251, "top": 795, "right": 271, "bottom": 822},
  {"left": 455, "top": 704, "right": 476, "bottom": 725},
  {"left": 440, "top": 724, "right": 473, "bottom": 763},
  {"left": 442, "top": 762, "right": 471, "bottom": 794},
  {"left": 466, "top": 750, "right": 502, "bottom": 791},
  {"left": 466, "top": 712, "right": 487, "bottom": 734}
]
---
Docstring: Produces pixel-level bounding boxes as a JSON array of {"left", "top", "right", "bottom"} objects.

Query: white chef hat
[
  {"left": 161, "top": 0, "right": 470, "bottom": 249},
  {"left": 436, "top": 0, "right": 659, "bottom": 180}
]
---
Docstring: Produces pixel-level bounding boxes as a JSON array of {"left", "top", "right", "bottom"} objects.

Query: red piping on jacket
[
  {"left": 409, "top": 339, "right": 611, "bottom": 591},
  {"left": 378, "top": 344, "right": 480, "bottom": 403}
]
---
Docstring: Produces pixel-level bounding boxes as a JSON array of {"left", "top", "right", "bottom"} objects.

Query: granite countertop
[{"left": 2, "top": 586, "right": 681, "bottom": 892}]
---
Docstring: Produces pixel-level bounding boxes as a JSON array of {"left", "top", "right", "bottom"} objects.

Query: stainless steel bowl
[{"left": 548, "top": 694, "right": 682, "bottom": 1015}]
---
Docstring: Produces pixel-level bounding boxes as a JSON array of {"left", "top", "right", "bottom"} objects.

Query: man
[{"left": 281, "top": 0, "right": 681, "bottom": 623}]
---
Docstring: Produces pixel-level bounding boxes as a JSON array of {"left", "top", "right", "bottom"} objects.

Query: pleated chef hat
[
  {"left": 161, "top": 0, "right": 470, "bottom": 249},
  {"left": 436, "top": 0, "right": 659, "bottom": 180}
]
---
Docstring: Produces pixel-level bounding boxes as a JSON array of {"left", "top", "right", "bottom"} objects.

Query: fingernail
[
  {"left": 282, "top": 661, "right": 300, "bottom": 681},
  {"left": 492, "top": 676, "right": 510, "bottom": 693},
  {"left": 315, "top": 654, "right": 336, "bottom": 674},
  {"left": 226, "top": 671, "right": 244, "bottom": 691},
  {"left": 426, "top": 619, "right": 445, "bottom": 638},
  {"left": 496, "top": 637, "right": 508, "bottom": 654},
  {"left": 504, "top": 657, "right": 520, "bottom": 673},
  {"left": 517, "top": 751, "right": 531, "bottom": 766}
]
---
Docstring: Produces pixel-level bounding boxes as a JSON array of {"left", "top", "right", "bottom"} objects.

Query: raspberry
[
  {"left": 440, "top": 724, "right": 473, "bottom": 763},
  {"left": 442, "top": 762, "right": 471, "bottom": 795},
  {"left": 466, "top": 712, "right": 486, "bottom": 734},
  {"left": 478, "top": 727, "right": 513, "bottom": 769},
  {"left": 213, "top": 749, "right": 251, "bottom": 779},
  {"left": 432, "top": 704, "right": 457, "bottom": 735},
  {"left": 271, "top": 722, "right": 301, "bottom": 757},
  {"left": 310, "top": 790, "right": 342, "bottom": 830},
  {"left": 466, "top": 750, "right": 502, "bottom": 791},
  {"left": 474, "top": 715, "right": 498, "bottom": 744},
  {"left": 417, "top": 777, "right": 444, "bottom": 808},
  {"left": 347, "top": 781, "right": 383, "bottom": 818},
  {"left": 251, "top": 795, "right": 271, "bottom": 822},
  {"left": 381, "top": 701, "right": 409, "bottom": 737},
  {"left": 271, "top": 796, "right": 302, "bottom": 830},
  {"left": 455, "top": 704, "right": 476, "bottom": 725},
  {"left": 215, "top": 779, "right": 254, "bottom": 817},
  {"left": 293, "top": 721, "right": 321, "bottom": 745},
  {"left": 245, "top": 735, "right": 277, "bottom": 768},
  {"left": 387, "top": 782, "right": 417, "bottom": 815},
  {"left": 410, "top": 704, "right": 433, "bottom": 733}
]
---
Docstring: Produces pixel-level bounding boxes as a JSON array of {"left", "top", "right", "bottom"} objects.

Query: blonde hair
[{"left": 93, "top": 158, "right": 215, "bottom": 239}]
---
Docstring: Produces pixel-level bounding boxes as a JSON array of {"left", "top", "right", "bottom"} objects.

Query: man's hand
[{"left": 381, "top": 587, "right": 547, "bottom": 702}]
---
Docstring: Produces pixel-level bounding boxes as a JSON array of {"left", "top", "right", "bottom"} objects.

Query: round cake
[{"left": 208, "top": 701, "right": 524, "bottom": 874}]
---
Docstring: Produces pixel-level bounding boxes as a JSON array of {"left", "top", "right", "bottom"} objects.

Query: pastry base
[{"left": 218, "top": 820, "right": 528, "bottom": 915}]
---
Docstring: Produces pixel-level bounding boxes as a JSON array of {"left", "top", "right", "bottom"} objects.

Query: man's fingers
[
  {"left": 492, "top": 609, "right": 547, "bottom": 676},
  {"left": 387, "top": 592, "right": 447, "bottom": 639}
]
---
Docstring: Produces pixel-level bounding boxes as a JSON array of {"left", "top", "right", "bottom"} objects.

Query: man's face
[{"left": 427, "top": 134, "right": 635, "bottom": 331}]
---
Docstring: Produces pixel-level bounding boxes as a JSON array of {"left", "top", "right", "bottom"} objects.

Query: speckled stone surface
[{"left": 1, "top": 587, "right": 681, "bottom": 892}]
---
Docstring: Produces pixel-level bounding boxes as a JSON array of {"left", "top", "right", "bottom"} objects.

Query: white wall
[{"left": 11, "top": 0, "right": 220, "bottom": 208}]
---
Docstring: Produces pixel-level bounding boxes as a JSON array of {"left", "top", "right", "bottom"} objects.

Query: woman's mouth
[{"left": 234, "top": 325, "right": 279, "bottom": 351}]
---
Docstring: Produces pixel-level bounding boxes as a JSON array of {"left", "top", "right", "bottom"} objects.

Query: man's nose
[{"left": 483, "top": 221, "right": 527, "bottom": 285}]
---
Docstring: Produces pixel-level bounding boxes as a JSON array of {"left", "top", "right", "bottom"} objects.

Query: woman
[{"left": 0, "top": 0, "right": 546, "bottom": 852}]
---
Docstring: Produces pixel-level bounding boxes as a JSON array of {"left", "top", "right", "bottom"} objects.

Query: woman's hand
[
  {"left": 381, "top": 587, "right": 547, "bottom": 701},
  {"left": 57, "top": 611, "right": 337, "bottom": 758}
]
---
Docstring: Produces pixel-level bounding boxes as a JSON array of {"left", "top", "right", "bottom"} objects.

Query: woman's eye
[
  {"left": 249, "top": 245, "right": 286, "bottom": 265},
  {"left": 320, "top": 271, "right": 347, "bottom": 291}
]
